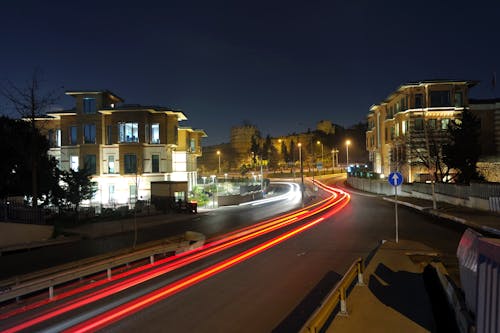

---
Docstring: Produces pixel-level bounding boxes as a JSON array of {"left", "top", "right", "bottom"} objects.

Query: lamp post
[
  {"left": 298, "top": 142, "right": 304, "bottom": 206},
  {"left": 224, "top": 173, "right": 228, "bottom": 193},
  {"left": 316, "top": 140, "right": 323, "bottom": 175},
  {"left": 345, "top": 140, "right": 351, "bottom": 168},
  {"left": 210, "top": 175, "right": 216, "bottom": 208},
  {"left": 331, "top": 149, "right": 339, "bottom": 171},
  {"left": 216, "top": 150, "right": 221, "bottom": 174}
]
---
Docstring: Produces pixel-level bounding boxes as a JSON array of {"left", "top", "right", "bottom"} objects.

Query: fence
[
  {"left": 348, "top": 176, "right": 500, "bottom": 212},
  {"left": 0, "top": 202, "right": 45, "bottom": 225}
]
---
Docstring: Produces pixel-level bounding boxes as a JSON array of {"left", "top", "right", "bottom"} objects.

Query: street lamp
[
  {"left": 345, "top": 140, "right": 351, "bottom": 168},
  {"left": 298, "top": 142, "right": 304, "bottom": 206},
  {"left": 316, "top": 140, "right": 323, "bottom": 175},
  {"left": 216, "top": 150, "right": 221, "bottom": 174},
  {"left": 331, "top": 149, "right": 339, "bottom": 170}
]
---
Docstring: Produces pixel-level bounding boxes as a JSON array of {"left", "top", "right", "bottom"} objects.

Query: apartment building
[
  {"left": 366, "top": 80, "right": 477, "bottom": 182},
  {"left": 37, "top": 90, "right": 206, "bottom": 205}
]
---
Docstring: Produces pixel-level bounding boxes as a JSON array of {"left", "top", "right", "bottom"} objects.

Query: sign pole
[
  {"left": 389, "top": 171, "right": 402, "bottom": 244},
  {"left": 395, "top": 184, "right": 398, "bottom": 243}
]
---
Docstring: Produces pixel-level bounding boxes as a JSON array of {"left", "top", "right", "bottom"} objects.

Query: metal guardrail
[
  {"left": 0, "top": 231, "right": 205, "bottom": 303},
  {"left": 300, "top": 257, "right": 364, "bottom": 333}
]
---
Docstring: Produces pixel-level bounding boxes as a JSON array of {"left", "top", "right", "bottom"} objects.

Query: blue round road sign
[{"left": 388, "top": 172, "right": 403, "bottom": 186}]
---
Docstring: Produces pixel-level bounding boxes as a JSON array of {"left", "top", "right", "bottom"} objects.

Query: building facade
[
  {"left": 38, "top": 90, "right": 206, "bottom": 205},
  {"left": 366, "top": 80, "right": 477, "bottom": 182}
]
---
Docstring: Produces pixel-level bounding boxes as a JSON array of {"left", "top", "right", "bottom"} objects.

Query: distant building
[
  {"left": 38, "top": 90, "right": 206, "bottom": 205},
  {"left": 230, "top": 124, "right": 260, "bottom": 163},
  {"left": 316, "top": 120, "right": 335, "bottom": 135},
  {"left": 469, "top": 98, "right": 500, "bottom": 182},
  {"left": 366, "top": 80, "right": 477, "bottom": 182}
]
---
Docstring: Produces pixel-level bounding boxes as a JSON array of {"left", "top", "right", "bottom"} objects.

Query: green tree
[
  {"left": 443, "top": 109, "right": 484, "bottom": 184},
  {"left": 60, "top": 168, "right": 97, "bottom": 213}
]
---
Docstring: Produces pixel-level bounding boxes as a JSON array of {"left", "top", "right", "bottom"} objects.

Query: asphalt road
[
  {"left": 0, "top": 182, "right": 307, "bottom": 279},
  {"left": 100, "top": 179, "right": 466, "bottom": 333}
]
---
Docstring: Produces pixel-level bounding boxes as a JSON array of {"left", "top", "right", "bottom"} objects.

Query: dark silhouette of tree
[
  {"left": 0, "top": 116, "right": 57, "bottom": 201},
  {"left": 443, "top": 109, "right": 484, "bottom": 184},
  {"left": 281, "top": 140, "right": 289, "bottom": 163},
  {"left": 1, "top": 69, "right": 59, "bottom": 207},
  {"left": 250, "top": 134, "right": 261, "bottom": 164}
]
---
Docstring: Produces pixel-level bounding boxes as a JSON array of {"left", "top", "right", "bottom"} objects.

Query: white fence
[{"left": 347, "top": 177, "right": 500, "bottom": 212}]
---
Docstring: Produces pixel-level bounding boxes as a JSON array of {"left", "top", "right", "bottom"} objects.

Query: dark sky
[{"left": 1, "top": 1, "right": 499, "bottom": 145}]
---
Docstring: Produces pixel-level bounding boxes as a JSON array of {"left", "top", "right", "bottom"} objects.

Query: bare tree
[{"left": 1, "top": 69, "right": 59, "bottom": 207}]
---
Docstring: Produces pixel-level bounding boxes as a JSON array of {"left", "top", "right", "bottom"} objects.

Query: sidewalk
[
  {"left": 326, "top": 240, "right": 443, "bottom": 333},
  {"left": 61, "top": 210, "right": 204, "bottom": 239},
  {"left": 323, "top": 186, "right": 500, "bottom": 333},
  {"left": 383, "top": 196, "right": 500, "bottom": 236}
]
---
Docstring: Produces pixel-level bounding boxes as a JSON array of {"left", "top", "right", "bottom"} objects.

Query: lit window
[
  {"left": 70, "top": 155, "right": 79, "bottom": 171},
  {"left": 151, "top": 124, "right": 160, "bottom": 143},
  {"left": 130, "top": 184, "right": 137, "bottom": 202},
  {"left": 108, "top": 184, "right": 115, "bottom": 203},
  {"left": 108, "top": 155, "right": 115, "bottom": 173},
  {"left": 190, "top": 138, "right": 196, "bottom": 152},
  {"left": 441, "top": 118, "right": 450, "bottom": 130},
  {"left": 56, "top": 129, "right": 61, "bottom": 147},
  {"left": 84, "top": 124, "right": 96, "bottom": 144},
  {"left": 83, "top": 98, "right": 97, "bottom": 114},
  {"left": 401, "top": 121, "right": 406, "bottom": 135},
  {"left": 119, "top": 123, "right": 139, "bottom": 143}
]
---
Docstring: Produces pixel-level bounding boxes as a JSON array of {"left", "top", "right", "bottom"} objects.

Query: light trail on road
[
  {"left": 1, "top": 182, "right": 349, "bottom": 333},
  {"left": 64, "top": 183, "right": 349, "bottom": 333}
]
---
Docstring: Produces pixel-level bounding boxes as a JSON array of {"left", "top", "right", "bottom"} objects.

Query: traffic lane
[
  {"left": 334, "top": 189, "right": 465, "bottom": 283},
  {"left": 106, "top": 186, "right": 466, "bottom": 333},
  {"left": 0, "top": 183, "right": 302, "bottom": 279},
  {"left": 104, "top": 215, "right": 360, "bottom": 333},
  {"left": 2, "top": 203, "right": 322, "bottom": 332}
]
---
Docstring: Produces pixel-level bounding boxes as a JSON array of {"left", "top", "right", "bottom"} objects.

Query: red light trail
[{"left": 1, "top": 181, "right": 349, "bottom": 333}]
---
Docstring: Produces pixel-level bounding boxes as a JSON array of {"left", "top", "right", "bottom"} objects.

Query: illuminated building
[
  {"left": 366, "top": 80, "right": 477, "bottom": 182},
  {"left": 38, "top": 90, "right": 206, "bottom": 205}
]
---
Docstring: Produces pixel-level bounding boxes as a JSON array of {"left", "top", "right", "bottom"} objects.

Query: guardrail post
[
  {"left": 49, "top": 286, "right": 54, "bottom": 299},
  {"left": 357, "top": 260, "right": 365, "bottom": 286},
  {"left": 150, "top": 255, "right": 154, "bottom": 264},
  {"left": 340, "top": 287, "right": 348, "bottom": 315},
  {"left": 107, "top": 268, "right": 112, "bottom": 280}
]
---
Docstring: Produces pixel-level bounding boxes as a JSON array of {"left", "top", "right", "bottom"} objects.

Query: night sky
[{"left": 1, "top": 1, "right": 499, "bottom": 145}]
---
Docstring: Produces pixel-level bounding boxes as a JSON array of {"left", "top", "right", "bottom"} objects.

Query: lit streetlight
[
  {"left": 316, "top": 140, "right": 323, "bottom": 175},
  {"left": 216, "top": 150, "right": 221, "bottom": 174},
  {"left": 345, "top": 140, "right": 351, "bottom": 168}
]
